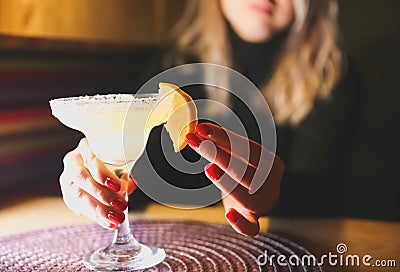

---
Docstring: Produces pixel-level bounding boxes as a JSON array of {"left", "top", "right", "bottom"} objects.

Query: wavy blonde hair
[{"left": 168, "top": 0, "right": 345, "bottom": 125}]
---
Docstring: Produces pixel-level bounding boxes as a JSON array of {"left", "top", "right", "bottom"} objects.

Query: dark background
[
  {"left": 338, "top": 0, "right": 400, "bottom": 220},
  {"left": 0, "top": 1, "right": 399, "bottom": 220}
]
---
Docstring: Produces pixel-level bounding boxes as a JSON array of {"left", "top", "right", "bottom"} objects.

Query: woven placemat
[{"left": 0, "top": 220, "right": 323, "bottom": 272}]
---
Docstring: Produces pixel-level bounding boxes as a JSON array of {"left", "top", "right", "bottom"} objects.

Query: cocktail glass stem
[
  {"left": 83, "top": 166, "right": 166, "bottom": 271},
  {"left": 113, "top": 193, "right": 138, "bottom": 246},
  {"left": 112, "top": 167, "right": 139, "bottom": 249}
]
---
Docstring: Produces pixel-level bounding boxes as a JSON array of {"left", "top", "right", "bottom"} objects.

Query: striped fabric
[{"left": 0, "top": 63, "right": 142, "bottom": 198}]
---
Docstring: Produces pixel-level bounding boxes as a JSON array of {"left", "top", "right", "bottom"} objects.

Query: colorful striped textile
[{"left": 0, "top": 63, "right": 142, "bottom": 198}]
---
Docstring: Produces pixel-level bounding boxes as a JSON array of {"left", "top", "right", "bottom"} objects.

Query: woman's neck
[{"left": 228, "top": 25, "right": 290, "bottom": 86}]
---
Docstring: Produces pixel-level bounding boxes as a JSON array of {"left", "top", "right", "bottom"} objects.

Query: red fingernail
[
  {"left": 226, "top": 209, "right": 239, "bottom": 223},
  {"left": 205, "top": 164, "right": 224, "bottom": 180},
  {"left": 107, "top": 211, "right": 125, "bottom": 225},
  {"left": 186, "top": 133, "right": 202, "bottom": 148},
  {"left": 105, "top": 178, "right": 120, "bottom": 192},
  {"left": 108, "top": 223, "right": 117, "bottom": 229},
  {"left": 196, "top": 123, "right": 212, "bottom": 137},
  {"left": 111, "top": 198, "right": 127, "bottom": 211}
]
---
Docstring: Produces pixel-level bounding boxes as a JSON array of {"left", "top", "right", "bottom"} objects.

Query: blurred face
[{"left": 220, "top": 0, "right": 295, "bottom": 43}]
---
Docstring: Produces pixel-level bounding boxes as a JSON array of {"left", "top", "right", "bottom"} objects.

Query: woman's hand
[
  {"left": 186, "top": 123, "right": 285, "bottom": 236},
  {"left": 59, "top": 138, "right": 137, "bottom": 229}
]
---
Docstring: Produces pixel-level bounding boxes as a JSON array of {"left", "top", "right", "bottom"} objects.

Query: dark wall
[{"left": 338, "top": 0, "right": 400, "bottom": 220}]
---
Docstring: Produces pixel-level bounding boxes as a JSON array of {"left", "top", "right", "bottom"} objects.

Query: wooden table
[{"left": 1, "top": 197, "right": 399, "bottom": 272}]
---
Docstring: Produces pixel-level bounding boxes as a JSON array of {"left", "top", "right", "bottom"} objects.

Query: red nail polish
[
  {"left": 226, "top": 210, "right": 239, "bottom": 223},
  {"left": 205, "top": 164, "right": 224, "bottom": 180},
  {"left": 196, "top": 123, "right": 212, "bottom": 137},
  {"left": 105, "top": 178, "right": 120, "bottom": 192},
  {"left": 107, "top": 211, "right": 125, "bottom": 225},
  {"left": 108, "top": 223, "right": 117, "bottom": 229},
  {"left": 111, "top": 199, "right": 127, "bottom": 211},
  {"left": 186, "top": 133, "right": 202, "bottom": 148}
]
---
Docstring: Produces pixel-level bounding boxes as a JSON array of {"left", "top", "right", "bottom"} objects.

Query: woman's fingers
[
  {"left": 187, "top": 123, "right": 281, "bottom": 194},
  {"left": 187, "top": 134, "right": 255, "bottom": 190},
  {"left": 60, "top": 139, "right": 132, "bottom": 230},
  {"left": 204, "top": 164, "right": 260, "bottom": 236},
  {"left": 186, "top": 124, "right": 285, "bottom": 237},
  {"left": 61, "top": 150, "right": 128, "bottom": 212},
  {"left": 195, "top": 123, "right": 264, "bottom": 168},
  {"left": 75, "top": 138, "right": 121, "bottom": 192},
  {"left": 204, "top": 163, "right": 265, "bottom": 213},
  {"left": 188, "top": 132, "right": 273, "bottom": 193},
  {"left": 62, "top": 181, "right": 125, "bottom": 230},
  {"left": 225, "top": 208, "right": 260, "bottom": 237}
]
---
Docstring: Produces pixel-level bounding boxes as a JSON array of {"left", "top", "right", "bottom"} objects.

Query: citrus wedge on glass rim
[{"left": 147, "top": 82, "right": 198, "bottom": 152}]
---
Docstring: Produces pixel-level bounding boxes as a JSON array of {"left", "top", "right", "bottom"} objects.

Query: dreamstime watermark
[
  {"left": 123, "top": 63, "right": 277, "bottom": 208},
  {"left": 257, "top": 243, "right": 397, "bottom": 268}
]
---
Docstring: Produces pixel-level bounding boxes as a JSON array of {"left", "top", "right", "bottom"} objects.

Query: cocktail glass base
[{"left": 83, "top": 243, "right": 166, "bottom": 271}]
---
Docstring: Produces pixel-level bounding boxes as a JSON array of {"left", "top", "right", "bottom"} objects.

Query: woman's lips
[{"left": 250, "top": 2, "right": 274, "bottom": 15}]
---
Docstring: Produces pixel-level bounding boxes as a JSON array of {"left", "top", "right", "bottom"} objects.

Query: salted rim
[{"left": 49, "top": 93, "right": 160, "bottom": 113}]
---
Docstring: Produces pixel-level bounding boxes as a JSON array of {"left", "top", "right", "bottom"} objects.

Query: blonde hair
[{"left": 169, "top": 0, "right": 345, "bottom": 125}]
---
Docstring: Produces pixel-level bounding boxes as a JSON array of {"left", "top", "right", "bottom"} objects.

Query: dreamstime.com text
[{"left": 257, "top": 243, "right": 396, "bottom": 268}]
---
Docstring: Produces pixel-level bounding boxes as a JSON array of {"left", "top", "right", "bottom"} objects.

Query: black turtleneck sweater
[{"left": 130, "top": 28, "right": 365, "bottom": 217}]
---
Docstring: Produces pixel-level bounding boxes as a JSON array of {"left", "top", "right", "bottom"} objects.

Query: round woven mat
[{"left": 0, "top": 220, "right": 323, "bottom": 272}]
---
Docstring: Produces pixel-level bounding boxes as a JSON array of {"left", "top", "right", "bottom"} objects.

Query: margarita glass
[{"left": 50, "top": 93, "right": 166, "bottom": 271}]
